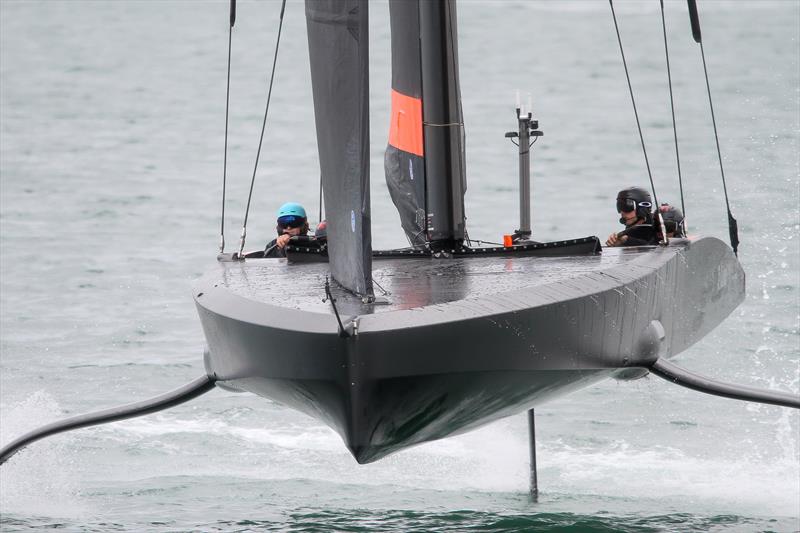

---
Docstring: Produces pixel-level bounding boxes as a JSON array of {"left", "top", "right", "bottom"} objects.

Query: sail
[
  {"left": 385, "top": 0, "right": 427, "bottom": 247},
  {"left": 385, "top": 0, "right": 467, "bottom": 250},
  {"left": 306, "top": 0, "right": 373, "bottom": 299}
]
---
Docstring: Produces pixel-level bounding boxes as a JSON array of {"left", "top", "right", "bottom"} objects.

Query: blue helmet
[{"left": 276, "top": 202, "right": 307, "bottom": 220}]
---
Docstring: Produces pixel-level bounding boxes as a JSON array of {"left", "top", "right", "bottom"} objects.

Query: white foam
[
  {"left": 97, "top": 408, "right": 799, "bottom": 517},
  {"left": 0, "top": 391, "right": 89, "bottom": 519},
  {"left": 541, "top": 438, "right": 799, "bottom": 516}
]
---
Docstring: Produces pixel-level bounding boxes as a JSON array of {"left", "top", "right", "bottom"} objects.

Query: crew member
[
  {"left": 264, "top": 202, "right": 310, "bottom": 258},
  {"left": 606, "top": 186, "right": 657, "bottom": 247},
  {"left": 314, "top": 220, "right": 328, "bottom": 242},
  {"left": 658, "top": 203, "right": 686, "bottom": 239}
]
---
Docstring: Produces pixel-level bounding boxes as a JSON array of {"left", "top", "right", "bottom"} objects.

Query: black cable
[
  {"left": 659, "top": 0, "right": 687, "bottom": 230},
  {"left": 0, "top": 375, "right": 217, "bottom": 466},
  {"left": 686, "top": 0, "right": 738, "bottom": 253},
  {"left": 323, "top": 277, "right": 350, "bottom": 338},
  {"left": 470, "top": 239, "right": 504, "bottom": 246},
  {"left": 318, "top": 171, "right": 323, "bottom": 223},
  {"left": 372, "top": 277, "right": 390, "bottom": 296},
  {"left": 263, "top": 242, "right": 278, "bottom": 257},
  {"left": 238, "top": 0, "right": 288, "bottom": 257},
  {"left": 650, "top": 358, "right": 799, "bottom": 409},
  {"left": 699, "top": 43, "right": 738, "bottom": 255},
  {"left": 220, "top": 0, "right": 236, "bottom": 253},
  {"left": 609, "top": 0, "right": 666, "bottom": 242}
]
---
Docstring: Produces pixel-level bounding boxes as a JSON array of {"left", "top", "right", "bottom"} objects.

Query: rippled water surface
[{"left": 1, "top": 1, "right": 798, "bottom": 531}]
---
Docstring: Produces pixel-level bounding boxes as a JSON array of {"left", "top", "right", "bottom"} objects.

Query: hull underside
[{"left": 195, "top": 237, "right": 744, "bottom": 463}]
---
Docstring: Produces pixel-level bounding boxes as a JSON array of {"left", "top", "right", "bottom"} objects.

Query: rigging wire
[
  {"left": 318, "top": 172, "right": 323, "bottom": 224},
  {"left": 237, "top": 0, "right": 287, "bottom": 258},
  {"left": 372, "top": 277, "right": 391, "bottom": 296},
  {"left": 687, "top": 0, "right": 739, "bottom": 255},
  {"left": 608, "top": 0, "right": 668, "bottom": 244},
  {"left": 323, "top": 277, "right": 350, "bottom": 338},
  {"left": 470, "top": 239, "right": 504, "bottom": 246},
  {"left": 219, "top": 0, "right": 236, "bottom": 253},
  {"left": 659, "top": 0, "right": 687, "bottom": 232}
]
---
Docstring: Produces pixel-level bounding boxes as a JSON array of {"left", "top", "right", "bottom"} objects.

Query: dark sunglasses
[
  {"left": 277, "top": 215, "right": 306, "bottom": 229},
  {"left": 616, "top": 198, "right": 652, "bottom": 213}
]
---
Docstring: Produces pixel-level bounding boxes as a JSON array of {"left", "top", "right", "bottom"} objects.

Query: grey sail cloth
[
  {"left": 385, "top": 0, "right": 426, "bottom": 248},
  {"left": 385, "top": 0, "right": 468, "bottom": 249},
  {"left": 306, "top": 0, "right": 373, "bottom": 299}
]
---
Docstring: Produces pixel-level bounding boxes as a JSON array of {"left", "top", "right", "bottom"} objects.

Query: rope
[
  {"left": 220, "top": 0, "right": 236, "bottom": 253},
  {"left": 609, "top": 0, "right": 667, "bottom": 243},
  {"left": 699, "top": 43, "right": 739, "bottom": 255},
  {"left": 659, "top": 0, "right": 687, "bottom": 232},
  {"left": 237, "top": 0, "right": 288, "bottom": 257}
]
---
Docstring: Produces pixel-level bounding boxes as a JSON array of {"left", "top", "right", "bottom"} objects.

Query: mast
[
  {"left": 419, "top": 0, "right": 467, "bottom": 250},
  {"left": 385, "top": 0, "right": 467, "bottom": 252}
]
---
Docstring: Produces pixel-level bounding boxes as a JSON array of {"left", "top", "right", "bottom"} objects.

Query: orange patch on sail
[{"left": 388, "top": 89, "right": 424, "bottom": 156}]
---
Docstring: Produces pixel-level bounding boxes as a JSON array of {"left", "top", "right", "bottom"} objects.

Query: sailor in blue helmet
[
  {"left": 264, "top": 202, "right": 309, "bottom": 258},
  {"left": 606, "top": 186, "right": 657, "bottom": 247}
]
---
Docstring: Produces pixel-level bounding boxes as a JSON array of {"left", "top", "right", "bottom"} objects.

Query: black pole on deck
[
  {"left": 505, "top": 99, "right": 543, "bottom": 243},
  {"left": 527, "top": 408, "right": 539, "bottom": 500}
]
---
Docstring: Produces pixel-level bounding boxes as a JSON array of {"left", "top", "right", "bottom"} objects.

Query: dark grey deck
[{"left": 207, "top": 245, "right": 653, "bottom": 316}]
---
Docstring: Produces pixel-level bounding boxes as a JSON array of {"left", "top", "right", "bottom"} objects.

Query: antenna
[{"left": 505, "top": 93, "right": 543, "bottom": 243}]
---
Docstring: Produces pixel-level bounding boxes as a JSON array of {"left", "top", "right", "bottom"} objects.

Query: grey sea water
[{"left": 1, "top": 1, "right": 798, "bottom": 531}]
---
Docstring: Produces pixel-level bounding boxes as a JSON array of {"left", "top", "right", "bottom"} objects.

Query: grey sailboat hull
[{"left": 195, "top": 236, "right": 744, "bottom": 463}]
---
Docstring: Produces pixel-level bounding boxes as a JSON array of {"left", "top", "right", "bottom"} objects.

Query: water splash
[{"left": 0, "top": 391, "right": 89, "bottom": 519}]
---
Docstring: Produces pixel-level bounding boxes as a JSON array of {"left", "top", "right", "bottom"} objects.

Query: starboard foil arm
[
  {"left": 648, "top": 358, "right": 799, "bottom": 409},
  {"left": 0, "top": 375, "right": 217, "bottom": 465}
]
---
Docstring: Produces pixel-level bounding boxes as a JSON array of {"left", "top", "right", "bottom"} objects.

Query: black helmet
[
  {"left": 616, "top": 186, "right": 653, "bottom": 224},
  {"left": 659, "top": 204, "right": 685, "bottom": 237}
]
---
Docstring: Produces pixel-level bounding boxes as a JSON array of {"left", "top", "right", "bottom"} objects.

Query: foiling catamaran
[{"left": 1, "top": 0, "right": 797, "bottom": 495}]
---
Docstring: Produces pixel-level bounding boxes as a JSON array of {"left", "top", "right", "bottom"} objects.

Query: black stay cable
[
  {"left": 220, "top": 0, "right": 236, "bottom": 253},
  {"left": 659, "top": 0, "right": 687, "bottom": 232},
  {"left": 609, "top": 0, "right": 668, "bottom": 243},
  {"left": 687, "top": 0, "right": 739, "bottom": 255},
  {"left": 318, "top": 172, "right": 323, "bottom": 224},
  {"left": 237, "top": 0, "right": 288, "bottom": 257},
  {"left": 323, "top": 278, "right": 350, "bottom": 338},
  {"left": 0, "top": 375, "right": 217, "bottom": 466}
]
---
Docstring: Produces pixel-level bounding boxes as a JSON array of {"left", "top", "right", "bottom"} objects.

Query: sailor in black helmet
[
  {"left": 658, "top": 203, "right": 686, "bottom": 239},
  {"left": 606, "top": 186, "right": 657, "bottom": 247}
]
